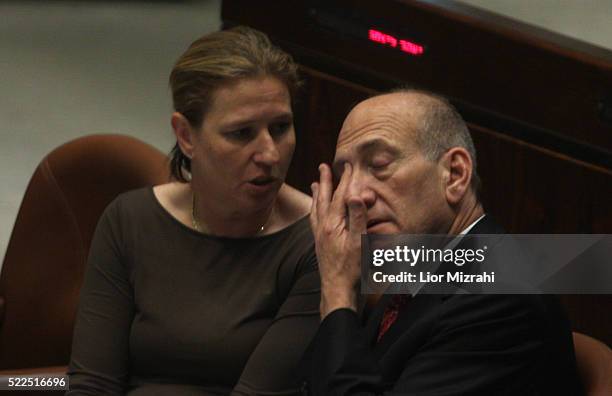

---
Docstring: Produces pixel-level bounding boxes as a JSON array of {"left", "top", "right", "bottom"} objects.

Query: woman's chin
[
  {"left": 244, "top": 180, "right": 279, "bottom": 196},
  {"left": 240, "top": 182, "right": 282, "bottom": 208},
  {"left": 243, "top": 180, "right": 283, "bottom": 200}
]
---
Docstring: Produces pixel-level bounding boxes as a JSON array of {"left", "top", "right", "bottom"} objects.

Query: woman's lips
[
  {"left": 250, "top": 176, "right": 276, "bottom": 185},
  {"left": 245, "top": 177, "right": 278, "bottom": 194}
]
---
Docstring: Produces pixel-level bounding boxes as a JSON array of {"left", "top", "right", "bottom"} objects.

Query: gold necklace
[{"left": 191, "top": 192, "right": 270, "bottom": 235}]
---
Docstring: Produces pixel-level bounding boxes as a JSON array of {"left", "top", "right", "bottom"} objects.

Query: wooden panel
[
  {"left": 222, "top": 0, "right": 612, "bottom": 156},
  {"left": 472, "top": 124, "right": 612, "bottom": 234}
]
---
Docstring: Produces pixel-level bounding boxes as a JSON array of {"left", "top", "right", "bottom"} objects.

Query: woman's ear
[
  {"left": 440, "top": 147, "right": 473, "bottom": 205},
  {"left": 171, "top": 112, "right": 195, "bottom": 159}
]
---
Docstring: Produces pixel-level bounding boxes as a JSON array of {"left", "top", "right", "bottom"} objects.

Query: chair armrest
[
  {"left": 573, "top": 332, "right": 612, "bottom": 396},
  {"left": 0, "top": 365, "right": 67, "bottom": 375}
]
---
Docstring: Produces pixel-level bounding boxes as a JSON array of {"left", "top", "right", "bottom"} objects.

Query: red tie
[{"left": 377, "top": 294, "right": 410, "bottom": 342}]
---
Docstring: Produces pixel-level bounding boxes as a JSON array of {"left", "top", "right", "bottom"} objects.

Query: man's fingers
[
  {"left": 317, "top": 164, "right": 333, "bottom": 216},
  {"left": 347, "top": 197, "right": 367, "bottom": 236},
  {"left": 310, "top": 182, "right": 319, "bottom": 230},
  {"left": 329, "top": 163, "right": 352, "bottom": 219}
]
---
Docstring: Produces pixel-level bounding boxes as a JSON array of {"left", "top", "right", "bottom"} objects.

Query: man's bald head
[
  {"left": 333, "top": 89, "right": 481, "bottom": 235},
  {"left": 340, "top": 89, "right": 480, "bottom": 192}
]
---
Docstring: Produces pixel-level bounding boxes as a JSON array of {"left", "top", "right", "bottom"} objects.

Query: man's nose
[
  {"left": 346, "top": 169, "right": 376, "bottom": 208},
  {"left": 253, "top": 130, "right": 280, "bottom": 166}
]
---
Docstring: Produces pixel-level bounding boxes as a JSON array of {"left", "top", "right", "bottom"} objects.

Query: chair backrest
[
  {"left": 0, "top": 134, "right": 169, "bottom": 369},
  {"left": 573, "top": 332, "right": 612, "bottom": 396}
]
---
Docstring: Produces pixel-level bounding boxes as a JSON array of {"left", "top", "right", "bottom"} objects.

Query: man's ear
[
  {"left": 440, "top": 147, "right": 472, "bottom": 205},
  {"left": 171, "top": 112, "right": 195, "bottom": 159}
]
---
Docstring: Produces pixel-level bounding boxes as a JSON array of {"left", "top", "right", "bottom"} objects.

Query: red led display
[{"left": 368, "top": 29, "right": 424, "bottom": 56}]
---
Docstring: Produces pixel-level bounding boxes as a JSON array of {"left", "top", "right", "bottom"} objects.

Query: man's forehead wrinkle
[
  {"left": 337, "top": 108, "right": 414, "bottom": 152},
  {"left": 336, "top": 122, "right": 409, "bottom": 159},
  {"left": 334, "top": 94, "right": 425, "bottom": 169}
]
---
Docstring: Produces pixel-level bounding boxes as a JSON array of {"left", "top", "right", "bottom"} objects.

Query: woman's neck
[{"left": 190, "top": 184, "right": 277, "bottom": 238}]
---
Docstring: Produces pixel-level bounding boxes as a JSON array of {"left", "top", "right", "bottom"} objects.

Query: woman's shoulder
[
  {"left": 103, "top": 183, "right": 179, "bottom": 224},
  {"left": 275, "top": 184, "right": 312, "bottom": 227},
  {"left": 268, "top": 185, "right": 314, "bottom": 257},
  {"left": 152, "top": 182, "right": 189, "bottom": 213},
  {"left": 103, "top": 186, "right": 153, "bottom": 216}
]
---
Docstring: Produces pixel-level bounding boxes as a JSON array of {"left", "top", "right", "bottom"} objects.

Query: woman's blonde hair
[{"left": 169, "top": 26, "right": 301, "bottom": 182}]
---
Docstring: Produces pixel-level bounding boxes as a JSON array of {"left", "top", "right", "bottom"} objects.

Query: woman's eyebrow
[
  {"left": 221, "top": 112, "right": 293, "bottom": 130},
  {"left": 270, "top": 112, "right": 293, "bottom": 121}
]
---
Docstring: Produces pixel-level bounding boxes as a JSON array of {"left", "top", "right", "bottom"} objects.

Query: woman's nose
[{"left": 253, "top": 131, "right": 280, "bottom": 166}]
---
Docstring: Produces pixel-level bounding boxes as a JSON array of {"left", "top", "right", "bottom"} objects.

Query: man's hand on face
[{"left": 310, "top": 163, "right": 367, "bottom": 320}]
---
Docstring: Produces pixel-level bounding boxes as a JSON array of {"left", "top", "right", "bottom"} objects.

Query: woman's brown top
[{"left": 67, "top": 187, "right": 320, "bottom": 395}]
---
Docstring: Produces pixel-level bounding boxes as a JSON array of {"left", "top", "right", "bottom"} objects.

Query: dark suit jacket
[{"left": 302, "top": 216, "right": 583, "bottom": 395}]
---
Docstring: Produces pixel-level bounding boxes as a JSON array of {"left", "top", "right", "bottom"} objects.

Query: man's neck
[{"left": 447, "top": 194, "right": 485, "bottom": 235}]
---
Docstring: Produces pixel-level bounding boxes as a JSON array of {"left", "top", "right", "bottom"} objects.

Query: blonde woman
[{"left": 68, "top": 27, "right": 319, "bottom": 395}]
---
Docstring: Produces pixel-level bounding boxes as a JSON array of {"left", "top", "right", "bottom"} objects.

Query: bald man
[{"left": 302, "top": 90, "right": 581, "bottom": 395}]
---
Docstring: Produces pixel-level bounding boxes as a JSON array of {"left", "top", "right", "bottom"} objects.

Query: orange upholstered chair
[
  {"left": 0, "top": 134, "right": 168, "bottom": 374},
  {"left": 573, "top": 332, "right": 612, "bottom": 396}
]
